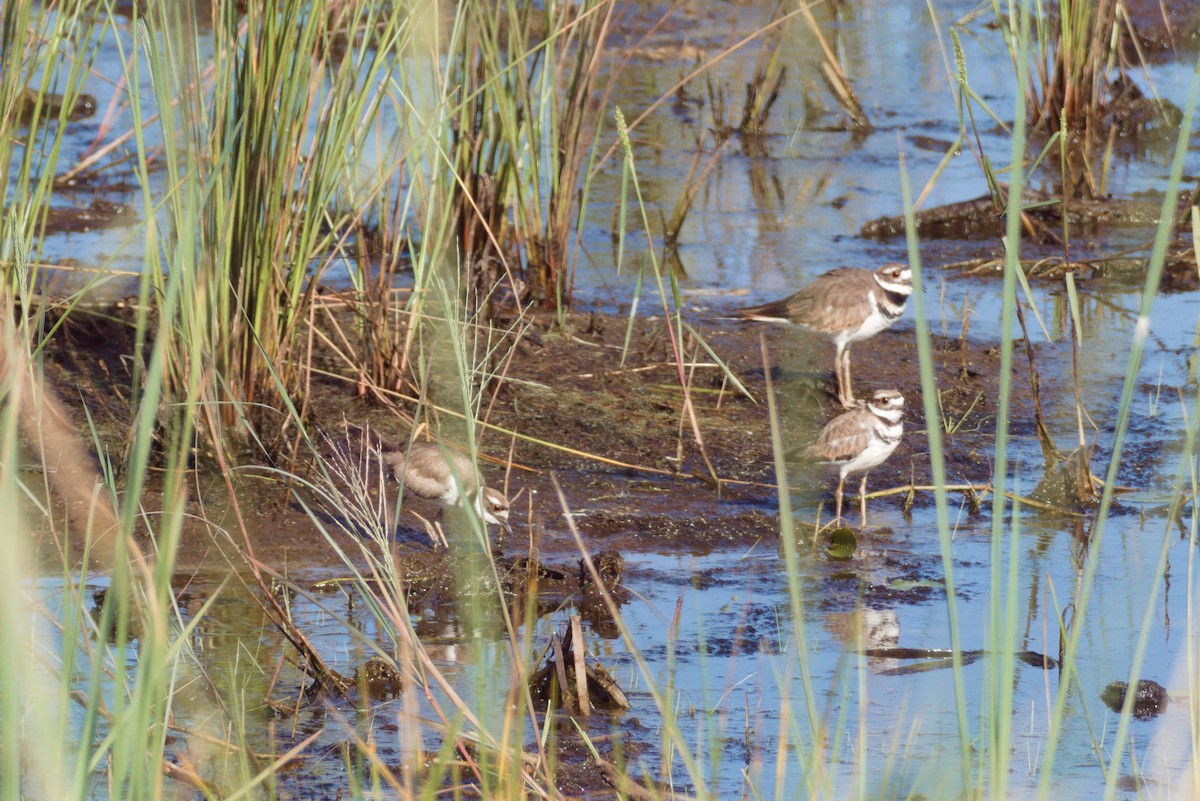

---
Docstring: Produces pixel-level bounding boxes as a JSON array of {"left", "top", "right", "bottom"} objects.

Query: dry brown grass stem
[
  {"left": 21, "top": 263, "right": 141, "bottom": 279},
  {"left": 642, "top": 323, "right": 717, "bottom": 485},
  {"left": 572, "top": 361, "right": 721, "bottom": 379},
  {"left": 304, "top": 361, "right": 704, "bottom": 481},
  {"left": 312, "top": 299, "right": 418, "bottom": 406},
  {"left": 594, "top": 755, "right": 701, "bottom": 801},
  {"left": 862, "top": 481, "right": 1126, "bottom": 514},
  {"left": 58, "top": 109, "right": 163, "bottom": 187},
  {"left": 1013, "top": 299, "right": 1057, "bottom": 463}
]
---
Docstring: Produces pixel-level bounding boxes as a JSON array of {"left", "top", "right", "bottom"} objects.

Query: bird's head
[
  {"left": 474, "top": 486, "right": 512, "bottom": 532},
  {"left": 874, "top": 263, "right": 913, "bottom": 295},
  {"left": 867, "top": 389, "right": 905, "bottom": 421}
]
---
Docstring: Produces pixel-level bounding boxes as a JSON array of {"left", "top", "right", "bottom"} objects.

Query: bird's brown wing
[
  {"left": 806, "top": 407, "right": 874, "bottom": 463},
  {"left": 385, "top": 443, "right": 479, "bottom": 500},
  {"left": 781, "top": 268, "right": 876, "bottom": 335}
]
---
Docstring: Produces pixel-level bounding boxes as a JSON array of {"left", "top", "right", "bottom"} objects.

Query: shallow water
[{"left": 21, "top": 0, "right": 1200, "bottom": 797}]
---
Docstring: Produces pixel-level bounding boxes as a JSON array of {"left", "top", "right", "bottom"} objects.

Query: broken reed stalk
[
  {"left": 736, "top": 22, "right": 787, "bottom": 139},
  {"left": 795, "top": 0, "right": 870, "bottom": 129},
  {"left": 551, "top": 635, "right": 574, "bottom": 713},
  {"left": 1013, "top": 297, "right": 1057, "bottom": 464},
  {"left": 589, "top": 6, "right": 807, "bottom": 177},
  {"left": 570, "top": 615, "right": 591, "bottom": 715},
  {"left": 663, "top": 133, "right": 734, "bottom": 247}
]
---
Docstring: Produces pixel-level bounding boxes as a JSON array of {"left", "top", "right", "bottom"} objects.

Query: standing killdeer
[
  {"left": 806, "top": 389, "right": 904, "bottom": 527},
  {"left": 345, "top": 424, "right": 512, "bottom": 532},
  {"left": 731, "top": 263, "right": 913, "bottom": 408}
]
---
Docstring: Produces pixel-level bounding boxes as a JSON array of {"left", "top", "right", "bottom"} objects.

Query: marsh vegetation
[{"left": 4, "top": 0, "right": 1200, "bottom": 799}]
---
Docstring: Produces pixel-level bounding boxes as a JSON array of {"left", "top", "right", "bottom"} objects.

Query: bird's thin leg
[
  {"left": 838, "top": 345, "right": 855, "bottom": 408},
  {"left": 833, "top": 344, "right": 845, "bottom": 406},
  {"left": 859, "top": 473, "right": 869, "bottom": 528},
  {"left": 835, "top": 345, "right": 844, "bottom": 407},
  {"left": 834, "top": 475, "right": 846, "bottom": 525}
]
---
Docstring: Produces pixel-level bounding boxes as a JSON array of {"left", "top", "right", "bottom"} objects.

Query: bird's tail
[
  {"left": 342, "top": 421, "right": 399, "bottom": 453},
  {"left": 782, "top": 440, "right": 822, "bottom": 462},
  {"left": 726, "top": 296, "right": 794, "bottom": 323}
]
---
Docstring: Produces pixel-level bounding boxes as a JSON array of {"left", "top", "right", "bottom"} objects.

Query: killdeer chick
[
  {"left": 345, "top": 424, "right": 511, "bottom": 531},
  {"left": 732, "top": 263, "right": 912, "bottom": 408},
  {"left": 806, "top": 389, "right": 904, "bottom": 528}
]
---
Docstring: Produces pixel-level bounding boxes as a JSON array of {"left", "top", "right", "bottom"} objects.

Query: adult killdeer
[
  {"left": 806, "top": 389, "right": 904, "bottom": 527},
  {"left": 345, "top": 424, "right": 512, "bottom": 531},
  {"left": 732, "top": 263, "right": 912, "bottom": 408}
]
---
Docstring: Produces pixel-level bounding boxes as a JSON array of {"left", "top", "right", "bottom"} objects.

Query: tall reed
[
  {"left": 432, "top": 0, "right": 614, "bottom": 309},
  {"left": 0, "top": 0, "right": 101, "bottom": 294},
  {"left": 0, "top": 179, "right": 261, "bottom": 799},
  {"left": 139, "top": 0, "right": 405, "bottom": 453},
  {"left": 993, "top": 0, "right": 1120, "bottom": 135}
]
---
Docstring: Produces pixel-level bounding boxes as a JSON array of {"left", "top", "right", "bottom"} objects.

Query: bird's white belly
[
  {"left": 848, "top": 288, "right": 900, "bottom": 343},
  {"left": 828, "top": 305, "right": 894, "bottom": 349},
  {"left": 849, "top": 310, "right": 892, "bottom": 342},
  {"left": 438, "top": 484, "right": 462, "bottom": 506},
  {"left": 839, "top": 423, "right": 902, "bottom": 477}
]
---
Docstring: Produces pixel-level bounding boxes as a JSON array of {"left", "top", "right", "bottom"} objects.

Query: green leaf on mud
[
  {"left": 825, "top": 528, "right": 857, "bottom": 560},
  {"left": 888, "top": 578, "right": 946, "bottom": 591}
]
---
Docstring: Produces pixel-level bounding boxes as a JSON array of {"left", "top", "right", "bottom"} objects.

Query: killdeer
[
  {"left": 806, "top": 389, "right": 904, "bottom": 527},
  {"left": 732, "top": 263, "right": 912, "bottom": 408},
  {"left": 345, "top": 424, "right": 512, "bottom": 531}
]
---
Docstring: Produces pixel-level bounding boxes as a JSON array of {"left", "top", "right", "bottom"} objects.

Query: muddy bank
[
  {"left": 30, "top": 293, "right": 1074, "bottom": 578},
  {"left": 861, "top": 188, "right": 1193, "bottom": 244}
]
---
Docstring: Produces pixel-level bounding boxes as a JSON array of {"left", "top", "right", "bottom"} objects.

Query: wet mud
[{"left": 31, "top": 294, "right": 1057, "bottom": 602}]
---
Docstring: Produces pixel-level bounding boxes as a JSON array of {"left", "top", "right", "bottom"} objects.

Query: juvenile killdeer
[
  {"left": 732, "top": 263, "right": 912, "bottom": 408},
  {"left": 345, "top": 424, "right": 512, "bottom": 531},
  {"left": 806, "top": 389, "right": 904, "bottom": 527}
]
